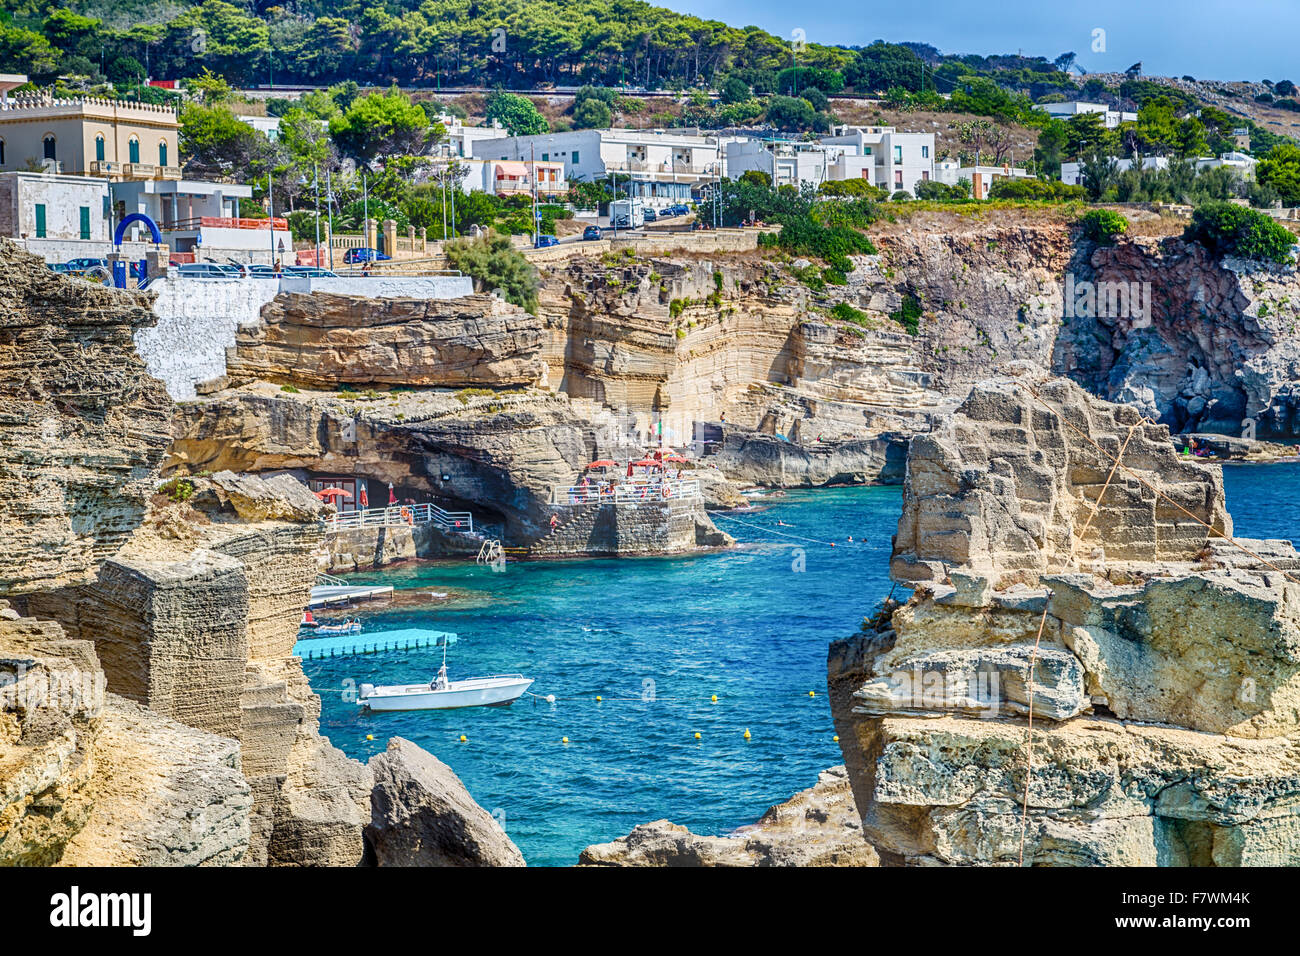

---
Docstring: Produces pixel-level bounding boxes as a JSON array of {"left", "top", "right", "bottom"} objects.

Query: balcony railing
[
  {"left": 155, "top": 165, "right": 182, "bottom": 180},
  {"left": 163, "top": 216, "right": 290, "bottom": 232},
  {"left": 122, "top": 162, "right": 156, "bottom": 179}
]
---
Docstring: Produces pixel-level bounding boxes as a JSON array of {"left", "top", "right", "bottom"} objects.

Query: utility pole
[
  {"left": 313, "top": 164, "right": 321, "bottom": 267},
  {"left": 530, "top": 142, "right": 539, "bottom": 246},
  {"left": 441, "top": 166, "right": 448, "bottom": 240},
  {"left": 325, "top": 165, "right": 335, "bottom": 271},
  {"left": 268, "top": 173, "right": 275, "bottom": 267}
]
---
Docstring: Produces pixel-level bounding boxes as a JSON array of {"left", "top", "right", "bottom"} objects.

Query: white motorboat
[{"left": 358, "top": 643, "right": 533, "bottom": 711}]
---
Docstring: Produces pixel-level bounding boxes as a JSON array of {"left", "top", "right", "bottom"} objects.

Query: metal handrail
[
  {"left": 321, "top": 503, "right": 474, "bottom": 534},
  {"left": 553, "top": 478, "right": 701, "bottom": 505}
]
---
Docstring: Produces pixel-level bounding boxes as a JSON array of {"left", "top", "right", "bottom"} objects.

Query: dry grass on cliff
[{"left": 868, "top": 202, "right": 1191, "bottom": 239}]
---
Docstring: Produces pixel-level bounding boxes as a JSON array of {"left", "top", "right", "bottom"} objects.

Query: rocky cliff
[
  {"left": 225, "top": 292, "right": 549, "bottom": 391},
  {"left": 1, "top": 243, "right": 506, "bottom": 867},
  {"left": 829, "top": 368, "right": 1300, "bottom": 865},
  {"left": 1056, "top": 235, "right": 1300, "bottom": 439},
  {"left": 0, "top": 242, "right": 171, "bottom": 595}
]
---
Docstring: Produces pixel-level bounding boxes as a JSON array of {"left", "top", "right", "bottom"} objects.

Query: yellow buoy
[
  {"left": 711, "top": 694, "right": 718, "bottom": 703},
  {"left": 833, "top": 735, "right": 840, "bottom": 742},
  {"left": 809, "top": 690, "right": 816, "bottom": 697},
  {"left": 694, "top": 732, "right": 702, "bottom": 740},
  {"left": 743, "top": 728, "right": 751, "bottom": 739},
  {"left": 366, "top": 734, "right": 374, "bottom": 741},
  {"left": 596, "top": 695, "right": 602, "bottom": 702},
  {"left": 459, "top": 734, "right": 467, "bottom": 742},
  {"left": 562, "top": 736, "right": 570, "bottom": 744}
]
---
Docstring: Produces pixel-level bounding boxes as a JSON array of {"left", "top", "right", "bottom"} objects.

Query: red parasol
[
  {"left": 587, "top": 460, "right": 617, "bottom": 468},
  {"left": 314, "top": 487, "right": 349, "bottom": 499},
  {"left": 662, "top": 454, "right": 688, "bottom": 463},
  {"left": 359, "top": 486, "right": 369, "bottom": 508},
  {"left": 631, "top": 459, "right": 663, "bottom": 468},
  {"left": 388, "top": 483, "right": 397, "bottom": 505}
]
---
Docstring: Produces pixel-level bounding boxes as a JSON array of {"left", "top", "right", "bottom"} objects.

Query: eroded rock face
[
  {"left": 1, "top": 613, "right": 251, "bottom": 866},
  {"left": 226, "top": 292, "right": 548, "bottom": 390},
  {"left": 0, "top": 241, "right": 172, "bottom": 594},
  {"left": 363, "top": 737, "right": 525, "bottom": 867},
  {"left": 832, "top": 370, "right": 1300, "bottom": 866},
  {"left": 578, "top": 766, "right": 877, "bottom": 867},
  {"left": 891, "top": 371, "right": 1232, "bottom": 585},
  {"left": 1056, "top": 236, "right": 1300, "bottom": 438},
  {"left": 27, "top": 473, "right": 372, "bottom": 866}
]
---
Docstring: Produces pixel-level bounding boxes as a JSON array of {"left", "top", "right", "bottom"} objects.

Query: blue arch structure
[{"left": 113, "top": 212, "right": 162, "bottom": 247}]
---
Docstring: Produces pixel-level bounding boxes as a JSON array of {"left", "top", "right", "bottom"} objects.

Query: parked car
[
  {"left": 642, "top": 208, "right": 658, "bottom": 223},
  {"left": 175, "top": 263, "right": 242, "bottom": 278},
  {"left": 667, "top": 204, "right": 691, "bottom": 217},
  {"left": 343, "top": 247, "right": 391, "bottom": 264},
  {"left": 283, "top": 266, "right": 338, "bottom": 277},
  {"left": 582, "top": 225, "right": 603, "bottom": 241},
  {"left": 64, "top": 257, "right": 108, "bottom": 272},
  {"left": 534, "top": 234, "right": 560, "bottom": 248}
]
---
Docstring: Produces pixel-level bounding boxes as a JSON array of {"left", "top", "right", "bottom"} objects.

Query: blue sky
[{"left": 670, "top": 0, "right": 1298, "bottom": 83}]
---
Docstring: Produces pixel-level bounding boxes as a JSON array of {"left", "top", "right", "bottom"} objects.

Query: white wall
[{"left": 138, "top": 273, "right": 474, "bottom": 399}]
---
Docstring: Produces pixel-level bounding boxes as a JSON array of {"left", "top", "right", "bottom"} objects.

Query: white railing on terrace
[
  {"left": 321, "top": 503, "right": 475, "bottom": 534},
  {"left": 552, "top": 478, "right": 701, "bottom": 505}
]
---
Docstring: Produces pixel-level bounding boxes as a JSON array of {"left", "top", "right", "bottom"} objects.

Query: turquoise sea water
[{"left": 307, "top": 465, "right": 1299, "bottom": 866}]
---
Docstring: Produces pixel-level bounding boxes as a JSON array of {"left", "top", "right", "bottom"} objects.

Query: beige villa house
[{"left": 0, "top": 77, "right": 180, "bottom": 182}]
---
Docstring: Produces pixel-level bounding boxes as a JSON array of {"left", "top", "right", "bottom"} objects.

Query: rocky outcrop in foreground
[
  {"left": 830, "top": 369, "right": 1300, "bottom": 865},
  {"left": 226, "top": 292, "right": 549, "bottom": 390},
  {"left": 578, "top": 766, "right": 876, "bottom": 866},
  {"left": 363, "top": 737, "right": 525, "bottom": 867}
]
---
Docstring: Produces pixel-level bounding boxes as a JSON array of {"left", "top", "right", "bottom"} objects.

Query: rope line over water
[{"left": 706, "top": 509, "right": 843, "bottom": 547}]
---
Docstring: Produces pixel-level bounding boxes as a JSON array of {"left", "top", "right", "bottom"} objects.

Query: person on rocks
[{"left": 550, "top": 513, "right": 559, "bottom": 531}]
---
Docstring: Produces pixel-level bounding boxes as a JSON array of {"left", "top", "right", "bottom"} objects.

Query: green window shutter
[
  {"left": 159, "top": 142, "right": 167, "bottom": 166},
  {"left": 80, "top": 207, "right": 91, "bottom": 240},
  {"left": 129, "top": 139, "right": 139, "bottom": 164},
  {"left": 35, "top": 204, "right": 46, "bottom": 238},
  {"left": 102, "top": 195, "right": 110, "bottom": 217},
  {"left": 96, "top": 137, "right": 105, "bottom": 161}
]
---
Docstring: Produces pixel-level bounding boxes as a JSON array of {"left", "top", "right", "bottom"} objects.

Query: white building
[
  {"left": 1195, "top": 151, "right": 1257, "bottom": 180},
  {"left": 0, "top": 170, "right": 110, "bottom": 260},
  {"left": 237, "top": 114, "right": 281, "bottom": 141},
  {"left": 725, "top": 139, "right": 874, "bottom": 190},
  {"left": 1033, "top": 101, "right": 1137, "bottom": 130},
  {"left": 817, "top": 126, "right": 936, "bottom": 196},
  {"left": 943, "top": 164, "right": 1032, "bottom": 199},
  {"left": 112, "top": 178, "right": 291, "bottom": 262},
  {"left": 473, "top": 129, "right": 721, "bottom": 208},
  {"left": 436, "top": 116, "right": 509, "bottom": 159},
  {"left": 1060, "top": 156, "right": 1169, "bottom": 186}
]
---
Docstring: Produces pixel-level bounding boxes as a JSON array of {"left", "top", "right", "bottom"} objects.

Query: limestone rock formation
[
  {"left": 364, "top": 737, "right": 525, "bottom": 867},
  {"left": 28, "top": 473, "right": 372, "bottom": 866},
  {"left": 1056, "top": 235, "right": 1300, "bottom": 438},
  {"left": 0, "top": 240, "right": 172, "bottom": 595},
  {"left": 1, "top": 613, "right": 251, "bottom": 866},
  {"left": 226, "top": 292, "right": 548, "bottom": 390},
  {"left": 578, "top": 766, "right": 877, "bottom": 866},
  {"left": 831, "top": 369, "right": 1300, "bottom": 865}
]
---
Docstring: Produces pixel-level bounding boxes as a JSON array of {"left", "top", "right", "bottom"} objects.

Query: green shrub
[
  {"left": 1077, "top": 209, "right": 1129, "bottom": 244},
  {"left": 444, "top": 233, "right": 540, "bottom": 313},
  {"left": 159, "top": 477, "right": 194, "bottom": 503},
  {"left": 1184, "top": 202, "right": 1296, "bottom": 264},
  {"left": 889, "top": 294, "right": 922, "bottom": 335},
  {"left": 830, "top": 302, "right": 870, "bottom": 326},
  {"left": 669, "top": 298, "right": 689, "bottom": 318},
  {"left": 988, "top": 178, "right": 1087, "bottom": 201}
]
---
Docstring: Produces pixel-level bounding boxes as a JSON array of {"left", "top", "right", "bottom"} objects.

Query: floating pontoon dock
[
  {"left": 307, "top": 584, "right": 395, "bottom": 608},
  {"left": 292, "top": 628, "right": 458, "bottom": 660}
]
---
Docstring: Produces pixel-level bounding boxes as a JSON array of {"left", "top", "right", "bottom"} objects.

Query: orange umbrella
[
  {"left": 631, "top": 459, "right": 663, "bottom": 468},
  {"left": 314, "top": 487, "right": 349, "bottom": 499},
  {"left": 662, "top": 454, "right": 688, "bottom": 463},
  {"left": 588, "top": 460, "right": 617, "bottom": 468}
]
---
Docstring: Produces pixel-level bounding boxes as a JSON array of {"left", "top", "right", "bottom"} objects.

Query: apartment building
[
  {"left": 724, "top": 139, "right": 873, "bottom": 189},
  {"left": 1033, "top": 101, "right": 1138, "bottom": 129},
  {"left": 817, "top": 126, "right": 936, "bottom": 195},
  {"left": 473, "top": 128, "right": 721, "bottom": 207}
]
